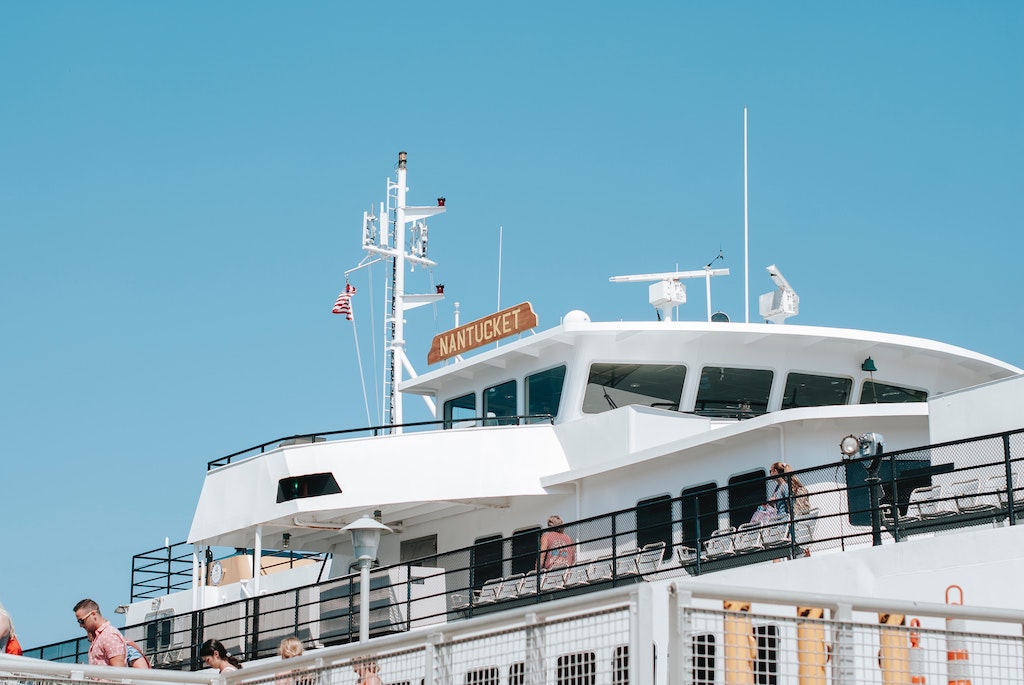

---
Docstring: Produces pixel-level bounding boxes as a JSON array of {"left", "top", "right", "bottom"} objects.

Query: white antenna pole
[
  {"left": 497, "top": 225, "right": 503, "bottom": 311},
  {"left": 392, "top": 152, "right": 408, "bottom": 430},
  {"left": 744, "top": 108, "right": 750, "bottom": 323}
]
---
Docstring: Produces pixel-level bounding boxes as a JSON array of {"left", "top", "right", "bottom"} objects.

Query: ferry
[{"left": 10, "top": 152, "right": 1024, "bottom": 685}]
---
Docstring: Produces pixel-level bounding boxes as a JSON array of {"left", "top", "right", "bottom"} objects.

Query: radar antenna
[
  {"left": 610, "top": 264, "right": 730, "bottom": 322},
  {"left": 758, "top": 264, "right": 799, "bottom": 324}
]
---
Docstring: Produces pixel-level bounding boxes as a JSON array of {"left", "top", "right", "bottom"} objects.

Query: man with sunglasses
[{"left": 73, "top": 599, "right": 126, "bottom": 667}]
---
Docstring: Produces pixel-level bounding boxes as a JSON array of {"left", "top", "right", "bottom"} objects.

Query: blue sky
[{"left": 1, "top": 2, "right": 1021, "bottom": 647}]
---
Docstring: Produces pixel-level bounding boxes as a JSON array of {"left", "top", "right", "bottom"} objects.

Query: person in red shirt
[{"left": 539, "top": 515, "right": 576, "bottom": 570}]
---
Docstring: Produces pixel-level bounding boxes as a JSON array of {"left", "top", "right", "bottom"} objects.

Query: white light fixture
[{"left": 342, "top": 515, "right": 392, "bottom": 642}]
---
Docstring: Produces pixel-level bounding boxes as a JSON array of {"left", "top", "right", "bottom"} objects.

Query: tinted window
[
  {"left": 444, "top": 392, "right": 476, "bottom": 428},
  {"left": 860, "top": 381, "right": 927, "bottom": 404},
  {"left": 782, "top": 373, "right": 852, "bottom": 409},
  {"left": 728, "top": 470, "right": 767, "bottom": 527},
  {"left": 696, "top": 367, "right": 774, "bottom": 418},
  {"left": 681, "top": 483, "right": 719, "bottom": 548},
  {"left": 510, "top": 527, "right": 541, "bottom": 575},
  {"left": 526, "top": 365, "right": 567, "bottom": 421},
  {"left": 637, "top": 495, "right": 673, "bottom": 560},
  {"left": 583, "top": 363, "right": 686, "bottom": 414},
  {"left": 276, "top": 473, "right": 341, "bottom": 503},
  {"left": 484, "top": 380, "right": 517, "bottom": 426},
  {"left": 471, "top": 535, "right": 503, "bottom": 591}
]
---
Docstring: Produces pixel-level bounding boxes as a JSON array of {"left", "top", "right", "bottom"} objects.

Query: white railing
[{"left": 5, "top": 580, "right": 1022, "bottom": 685}]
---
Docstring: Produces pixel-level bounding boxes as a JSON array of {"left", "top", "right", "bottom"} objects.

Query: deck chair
[
  {"left": 615, "top": 552, "right": 639, "bottom": 578},
  {"left": 995, "top": 472, "right": 1024, "bottom": 512},
  {"left": 476, "top": 578, "right": 504, "bottom": 605},
  {"left": 760, "top": 520, "right": 790, "bottom": 547},
  {"left": 949, "top": 478, "right": 998, "bottom": 514},
  {"left": 794, "top": 508, "right": 819, "bottom": 546},
  {"left": 587, "top": 557, "right": 615, "bottom": 582},
  {"left": 636, "top": 542, "right": 667, "bottom": 576},
  {"left": 539, "top": 570, "right": 567, "bottom": 593},
  {"left": 918, "top": 485, "right": 957, "bottom": 519},
  {"left": 494, "top": 574, "right": 523, "bottom": 602},
  {"left": 704, "top": 527, "right": 736, "bottom": 560},
  {"left": 733, "top": 523, "right": 764, "bottom": 553},
  {"left": 563, "top": 565, "right": 590, "bottom": 588},
  {"left": 517, "top": 573, "right": 539, "bottom": 597},
  {"left": 676, "top": 545, "right": 698, "bottom": 566}
]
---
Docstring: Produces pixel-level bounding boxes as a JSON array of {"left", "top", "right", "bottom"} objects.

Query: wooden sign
[{"left": 428, "top": 302, "right": 538, "bottom": 364}]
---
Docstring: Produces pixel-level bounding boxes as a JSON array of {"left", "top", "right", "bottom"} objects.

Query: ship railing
[
  {"left": 205, "top": 414, "right": 555, "bottom": 470},
  {"left": 27, "top": 426, "right": 1024, "bottom": 668},
  {"left": 7, "top": 579, "right": 1024, "bottom": 685}
]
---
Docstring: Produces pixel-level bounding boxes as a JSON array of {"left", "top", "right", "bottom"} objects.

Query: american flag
[{"left": 332, "top": 283, "right": 356, "bottom": 320}]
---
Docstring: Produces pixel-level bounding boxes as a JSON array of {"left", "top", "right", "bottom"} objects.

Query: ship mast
[{"left": 359, "top": 152, "right": 445, "bottom": 433}]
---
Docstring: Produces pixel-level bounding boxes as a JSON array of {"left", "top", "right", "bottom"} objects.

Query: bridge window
[
  {"left": 692, "top": 634, "right": 716, "bottom": 685},
  {"left": 637, "top": 495, "right": 673, "bottom": 560},
  {"left": 755, "top": 624, "right": 780, "bottom": 685},
  {"left": 729, "top": 470, "right": 767, "bottom": 528},
  {"left": 583, "top": 363, "right": 686, "bottom": 414},
  {"left": 860, "top": 381, "right": 927, "bottom": 404},
  {"left": 471, "top": 535, "right": 503, "bottom": 591},
  {"left": 557, "top": 652, "right": 596, "bottom": 684},
  {"left": 484, "top": 380, "right": 517, "bottom": 426},
  {"left": 695, "top": 367, "right": 773, "bottom": 418},
  {"left": 612, "top": 645, "right": 629, "bottom": 685},
  {"left": 526, "top": 365, "right": 567, "bottom": 421},
  {"left": 464, "top": 667, "right": 499, "bottom": 684},
  {"left": 782, "top": 372, "right": 852, "bottom": 409},
  {"left": 511, "top": 526, "right": 541, "bottom": 575},
  {"left": 681, "top": 483, "right": 718, "bottom": 547},
  {"left": 276, "top": 473, "right": 341, "bottom": 503},
  {"left": 444, "top": 393, "right": 476, "bottom": 428}
]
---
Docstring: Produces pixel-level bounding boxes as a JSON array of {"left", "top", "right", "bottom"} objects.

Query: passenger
[
  {"left": 200, "top": 639, "right": 243, "bottom": 672},
  {"left": 279, "top": 636, "right": 304, "bottom": 659},
  {"left": 73, "top": 599, "right": 126, "bottom": 667},
  {"left": 276, "top": 636, "right": 314, "bottom": 685},
  {"left": 768, "top": 461, "right": 791, "bottom": 517},
  {"left": 352, "top": 657, "right": 382, "bottom": 685},
  {"left": 539, "top": 515, "right": 576, "bottom": 571},
  {"left": 0, "top": 598, "right": 21, "bottom": 655}
]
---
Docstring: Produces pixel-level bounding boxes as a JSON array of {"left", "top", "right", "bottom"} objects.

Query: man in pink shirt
[{"left": 73, "top": 599, "right": 126, "bottom": 667}]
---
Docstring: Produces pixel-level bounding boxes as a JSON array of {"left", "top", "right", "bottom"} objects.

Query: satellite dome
[{"left": 563, "top": 310, "right": 591, "bottom": 324}]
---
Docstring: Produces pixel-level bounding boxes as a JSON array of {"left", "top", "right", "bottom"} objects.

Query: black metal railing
[
  {"left": 206, "top": 414, "right": 555, "bottom": 469},
  {"left": 131, "top": 541, "right": 194, "bottom": 601},
  {"left": 26, "top": 426, "right": 1024, "bottom": 670}
]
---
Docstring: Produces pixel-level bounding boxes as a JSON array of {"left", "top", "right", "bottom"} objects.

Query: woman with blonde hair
[{"left": 278, "top": 636, "right": 304, "bottom": 659}]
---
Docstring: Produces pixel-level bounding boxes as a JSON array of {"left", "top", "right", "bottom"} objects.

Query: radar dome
[{"left": 563, "top": 310, "right": 591, "bottom": 324}]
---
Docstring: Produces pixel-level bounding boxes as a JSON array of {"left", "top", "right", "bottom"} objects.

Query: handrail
[{"left": 206, "top": 414, "right": 555, "bottom": 469}]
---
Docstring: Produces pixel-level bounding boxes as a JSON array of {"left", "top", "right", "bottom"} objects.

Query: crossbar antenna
[{"left": 610, "top": 265, "right": 729, "bottom": 322}]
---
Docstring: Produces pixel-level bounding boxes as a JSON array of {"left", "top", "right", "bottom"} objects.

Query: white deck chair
[
  {"left": 676, "top": 545, "right": 698, "bottom": 566},
  {"left": 563, "top": 565, "right": 590, "bottom": 588},
  {"left": 704, "top": 527, "right": 736, "bottom": 559},
  {"left": 615, "top": 551, "right": 639, "bottom": 578},
  {"left": 636, "top": 542, "right": 667, "bottom": 576},
  {"left": 587, "top": 557, "right": 615, "bottom": 582},
  {"left": 517, "top": 573, "right": 538, "bottom": 597},
  {"left": 494, "top": 574, "right": 523, "bottom": 602},
  {"left": 733, "top": 523, "right": 764, "bottom": 553},
  {"left": 794, "top": 508, "right": 819, "bottom": 545},
  {"left": 476, "top": 578, "right": 504, "bottom": 605},
  {"left": 949, "top": 478, "right": 998, "bottom": 513},
  {"left": 539, "top": 570, "right": 567, "bottom": 593},
  {"left": 918, "top": 485, "right": 957, "bottom": 519},
  {"left": 760, "top": 520, "right": 790, "bottom": 547}
]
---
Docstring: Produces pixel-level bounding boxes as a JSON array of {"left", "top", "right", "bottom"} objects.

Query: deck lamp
[{"left": 342, "top": 515, "right": 392, "bottom": 642}]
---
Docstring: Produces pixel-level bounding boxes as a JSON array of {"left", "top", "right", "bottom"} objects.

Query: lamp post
[{"left": 342, "top": 516, "right": 392, "bottom": 642}]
